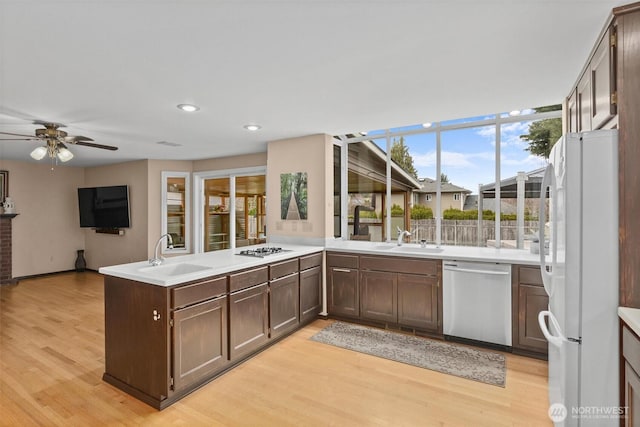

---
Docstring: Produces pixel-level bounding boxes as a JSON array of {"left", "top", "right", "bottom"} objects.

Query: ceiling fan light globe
[
  {"left": 30, "top": 146, "right": 47, "bottom": 160},
  {"left": 56, "top": 147, "right": 74, "bottom": 162}
]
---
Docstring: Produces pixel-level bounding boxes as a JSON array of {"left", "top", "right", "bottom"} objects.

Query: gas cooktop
[{"left": 236, "top": 247, "right": 292, "bottom": 258}]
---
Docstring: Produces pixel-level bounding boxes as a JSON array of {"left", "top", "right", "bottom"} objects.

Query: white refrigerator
[{"left": 537, "top": 130, "right": 619, "bottom": 426}]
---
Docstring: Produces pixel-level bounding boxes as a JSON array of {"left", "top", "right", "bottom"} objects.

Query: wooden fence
[{"left": 410, "top": 219, "right": 539, "bottom": 247}]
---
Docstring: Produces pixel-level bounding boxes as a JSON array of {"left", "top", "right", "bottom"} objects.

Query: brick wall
[{"left": 0, "top": 215, "right": 16, "bottom": 284}]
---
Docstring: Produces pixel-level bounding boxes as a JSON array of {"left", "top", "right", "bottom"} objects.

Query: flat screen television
[{"left": 78, "top": 185, "right": 130, "bottom": 228}]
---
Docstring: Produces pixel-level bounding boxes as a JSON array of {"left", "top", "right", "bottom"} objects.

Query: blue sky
[{"left": 368, "top": 116, "right": 549, "bottom": 194}]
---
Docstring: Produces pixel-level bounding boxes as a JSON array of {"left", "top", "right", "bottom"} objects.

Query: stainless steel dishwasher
[{"left": 442, "top": 260, "right": 512, "bottom": 346}]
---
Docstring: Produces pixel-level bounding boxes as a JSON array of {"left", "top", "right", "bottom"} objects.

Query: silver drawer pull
[{"left": 332, "top": 268, "right": 352, "bottom": 273}]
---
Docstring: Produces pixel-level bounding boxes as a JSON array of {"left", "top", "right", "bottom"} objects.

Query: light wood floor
[{"left": 0, "top": 272, "right": 551, "bottom": 426}]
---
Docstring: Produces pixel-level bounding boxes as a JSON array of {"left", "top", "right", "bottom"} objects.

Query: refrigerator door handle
[
  {"left": 538, "top": 310, "right": 567, "bottom": 349},
  {"left": 539, "top": 165, "right": 556, "bottom": 297}
]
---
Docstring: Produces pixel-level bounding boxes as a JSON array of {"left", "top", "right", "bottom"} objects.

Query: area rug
[{"left": 310, "top": 321, "right": 506, "bottom": 387}]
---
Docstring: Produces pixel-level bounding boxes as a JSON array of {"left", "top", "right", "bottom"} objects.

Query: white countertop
[
  {"left": 325, "top": 239, "right": 542, "bottom": 265},
  {"left": 98, "top": 244, "right": 324, "bottom": 287},
  {"left": 619, "top": 307, "right": 640, "bottom": 337},
  {"left": 99, "top": 240, "right": 541, "bottom": 287}
]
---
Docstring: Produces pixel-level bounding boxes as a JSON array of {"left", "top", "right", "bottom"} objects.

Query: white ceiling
[{"left": 0, "top": 0, "right": 624, "bottom": 167}]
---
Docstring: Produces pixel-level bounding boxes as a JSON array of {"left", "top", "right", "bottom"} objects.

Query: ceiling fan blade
[
  {"left": 0, "top": 137, "right": 39, "bottom": 141},
  {"left": 63, "top": 135, "right": 94, "bottom": 143},
  {"left": 0, "top": 131, "right": 40, "bottom": 138},
  {"left": 75, "top": 141, "right": 118, "bottom": 151}
]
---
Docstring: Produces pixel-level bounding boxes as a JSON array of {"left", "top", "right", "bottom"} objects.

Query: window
[
  {"left": 161, "top": 171, "right": 190, "bottom": 254},
  {"left": 336, "top": 105, "right": 560, "bottom": 249}
]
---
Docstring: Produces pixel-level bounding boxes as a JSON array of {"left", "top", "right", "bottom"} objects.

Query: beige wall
[
  {"left": 83, "top": 160, "right": 149, "bottom": 269},
  {"left": 0, "top": 160, "right": 86, "bottom": 277},
  {"left": 266, "top": 134, "right": 334, "bottom": 241},
  {"left": 420, "top": 192, "right": 465, "bottom": 215},
  {"left": 193, "top": 152, "right": 267, "bottom": 172}
]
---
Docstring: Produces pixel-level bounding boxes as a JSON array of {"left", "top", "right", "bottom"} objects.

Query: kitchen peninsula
[{"left": 99, "top": 244, "right": 323, "bottom": 409}]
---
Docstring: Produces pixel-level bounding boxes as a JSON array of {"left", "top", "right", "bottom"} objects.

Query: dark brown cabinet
[
  {"left": 569, "top": 24, "right": 617, "bottom": 133},
  {"left": 104, "top": 251, "right": 324, "bottom": 409},
  {"left": 299, "top": 252, "right": 323, "bottom": 324},
  {"left": 172, "top": 295, "right": 227, "bottom": 392},
  {"left": 269, "top": 258, "right": 300, "bottom": 338},
  {"left": 270, "top": 273, "right": 300, "bottom": 338},
  {"left": 229, "top": 283, "right": 269, "bottom": 360},
  {"left": 622, "top": 325, "right": 640, "bottom": 426},
  {"left": 397, "top": 273, "right": 440, "bottom": 331},
  {"left": 511, "top": 265, "right": 548, "bottom": 357},
  {"left": 360, "top": 255, "right": 441, "bottom": 334},
  {"left": 590, "top": 26, "right": 617, "bottom": 129},
  {"left": 360, "top": 270, "right": 397, "bottom": 323},
  {"left": 327, "top": 251, "right": 442, "bottom": 335},
  {"left": 327, "top": 253, "right": 360, "bottom": 318}
]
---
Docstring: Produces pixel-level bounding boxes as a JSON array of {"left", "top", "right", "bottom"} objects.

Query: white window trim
[
  {"left": 193, "top": 166, "right": 267, "bottom": 254},
  {"left": 161, "top": 171, "right": 191, "bottom": 255}
]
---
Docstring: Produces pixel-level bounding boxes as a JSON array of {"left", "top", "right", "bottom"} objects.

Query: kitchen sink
[
  {"left": 391, "top": 246, "right": 444, "bottom": 253},
  {"left": 373, "top": 244, "right": 397, "bottom": 250},
  {"left": 139, "top": 262, "right": 213, "bottom": 276}
]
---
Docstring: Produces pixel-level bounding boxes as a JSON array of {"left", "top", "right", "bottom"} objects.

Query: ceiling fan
[{"left": 0, "top": 122, "right": 118, "bottom": 164}]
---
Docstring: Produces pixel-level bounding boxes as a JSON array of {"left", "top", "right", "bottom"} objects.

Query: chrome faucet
[
  {"left": 397, "top": 227, "right": 411, "bottom": 246},
  {"left": 149, "top": 233, "right": 173, "bottom": 266}
]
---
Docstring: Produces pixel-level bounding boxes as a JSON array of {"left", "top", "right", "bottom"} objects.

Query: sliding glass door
[{"left": 195, "top": 167, "right": 266, "bottom": 253}]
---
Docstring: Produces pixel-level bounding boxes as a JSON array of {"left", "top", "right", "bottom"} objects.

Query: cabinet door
[
  {"left": 566, "top": 88, "right": 578, "bottom": 133},
  {"left": 270, "top": 273, "right": 300, "bottom": 338},
  {"left": 591, "top": 27, "right": 616, "bottom": 130},
  {"left": 577, "top": 70, "right": 592, "bottom": 131},
  {"left": 360, "top": 270, "right": 397, "bottom": 323},
  {"left": 625, "top": 362, "right": 640, "bottom": 427},
  {"left": 397, "top": 273, "right": 439, "bottom": 331},
  {"left": 328, "top": 267, "right": 359, "bottom": 318},
  {"left": 229, "top": 284, "right": 269, "bottom": 360},
  {"left": 300, "top": 265, "right": 322, "bottom": 323},
  {"left": 172, "top": 296, "right": 227, "bottom": 391},
  {"left": 517, "top": 284, "right": 549, "bottom": 352}
]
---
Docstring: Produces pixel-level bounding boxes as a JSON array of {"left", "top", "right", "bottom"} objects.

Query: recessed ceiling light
[
  {"left": 177, "top": 104, "right": 200, "bottom": 112},
  {"left": 509, "top": 110, "right": 521, "bottom": 116},
  {"left": 422, "top": 122, "right": 432, "bottom": 128},
  {"left": 244, "top": 124, "right": 261, "bottom": 131}
]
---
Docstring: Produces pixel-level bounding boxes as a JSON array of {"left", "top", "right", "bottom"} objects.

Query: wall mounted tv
[{"left": 78, "top": 185, "right": 130, "bottom": 229}]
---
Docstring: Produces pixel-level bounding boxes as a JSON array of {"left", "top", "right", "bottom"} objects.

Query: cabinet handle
[
  {"left": 332, "top": 268, "right": 352, "bottom": 273},
  {"left": 153, "top": 309, "right": 161, "bottom": 321}
]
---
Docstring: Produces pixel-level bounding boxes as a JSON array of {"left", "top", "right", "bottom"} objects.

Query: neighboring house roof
[
  {"left": 337, "top": 137, "right": 423, "bottom": 193},
  {"left": 479, "top": 167, "right": 547, "bottom": 199},
  {"left": 416, "top": 177, "right": 472, "bottom": 194}
]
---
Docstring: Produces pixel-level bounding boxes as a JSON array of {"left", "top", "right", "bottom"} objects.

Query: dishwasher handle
[{"left": 443, "top": 264, "right": 510, "bottom": 276}]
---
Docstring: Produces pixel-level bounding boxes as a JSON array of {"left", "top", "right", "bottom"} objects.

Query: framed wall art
[
  {"left": 0, "top": 170, "right": 8, "bottom": 203},
  {"left": 280, "top": 172, "right": 307, "bottom": 220}
]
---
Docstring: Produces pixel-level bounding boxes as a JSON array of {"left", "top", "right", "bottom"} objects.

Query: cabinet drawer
[
  {"left": 270, "top": 258, "right": 299, "bottom": 280},
  {"left": 623, "top": 326, "right": 640, "bottom": 376},
  {"left": 518, "top": 266, "right": 543, "bottom": 286},
  {"left": 327, "top": 253, "right": 359, "bottom": 269},
  {"left": 300, "top": 252, "right": 322, "bottom": 270},
  {"left": 230, "top": 266, "right": 269, "bottom": 292},
  {"left": 360, "top": 256, "right": 438, "bottom": 276},
  {"left": 172, "top": 276, "right": 228, "bottom": 309}
]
